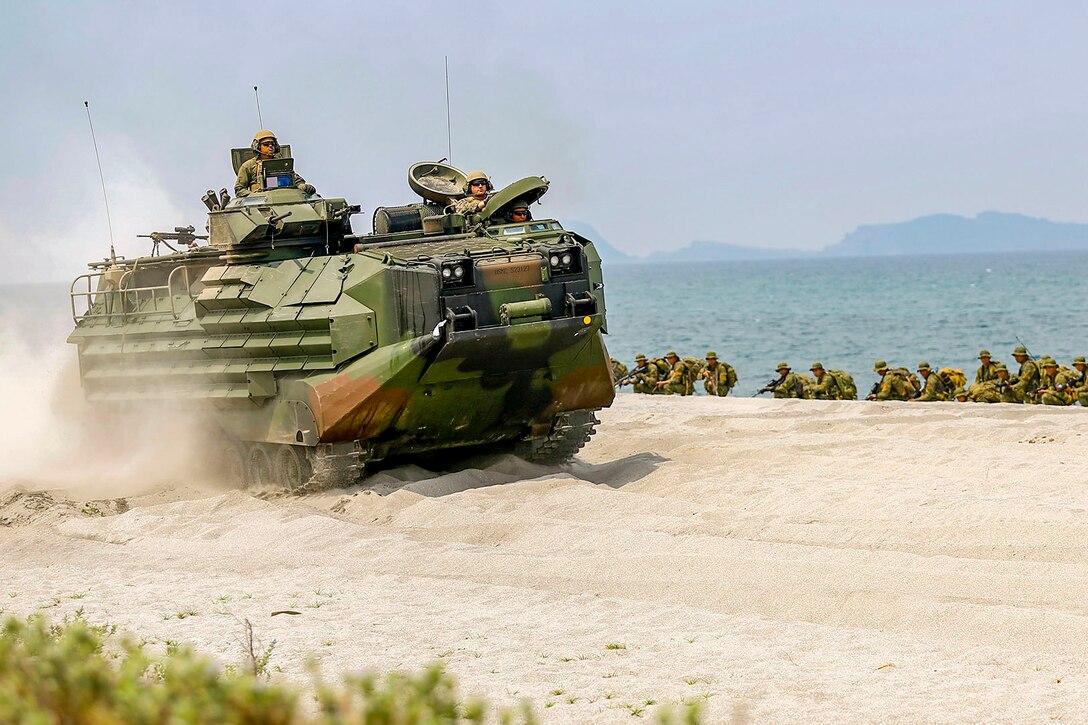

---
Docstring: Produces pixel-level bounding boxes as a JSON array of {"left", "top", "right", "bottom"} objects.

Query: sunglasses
[
  {"left": 470, "top": 180, "right": 488, "bottom": 186},
  {"left": 260, "top": 140, "right": 277, "bottom": 147}
]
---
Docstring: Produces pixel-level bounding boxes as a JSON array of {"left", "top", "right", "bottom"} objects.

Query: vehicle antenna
[
  {"left": 83, "top": 100, "right": 116, "bottom": 265},
  {"left": 444, "top": 56, "right": 453, "bottom": 164},
  {"left": 1015, "top": 334, "right": 1036, "bottom": 361},
  {"left": 254, "top": 85, "right": 264, "bottom": 128}
]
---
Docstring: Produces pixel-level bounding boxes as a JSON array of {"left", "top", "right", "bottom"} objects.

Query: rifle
[
  {"left": 704, "top": 367, "right": 718, "bottom": 395},
  {"left": 866, "top": 380, "right": 880, "bottom": 401},
  {"left": 138, "top": 225, "right": 209, "bottom": 255},
  {"left": 754, "top": 376, "right": 785, "bottom": 396},
  {"left": 615, "top": 365, "right": 649, "bottom": 388}
]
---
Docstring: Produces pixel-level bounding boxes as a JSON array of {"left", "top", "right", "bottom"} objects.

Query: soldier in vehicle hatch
[
  {"left": 504, "top": 200, "right": 532, "bottom": 223},
  {"left": 452, "top": 170, "right": 493, "bottom": 215},
  {"left": 235, "top": 130, "right": 316, "bottom": 197}
]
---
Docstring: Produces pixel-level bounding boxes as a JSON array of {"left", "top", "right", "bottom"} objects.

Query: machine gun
[
  {"left": 138, "top": 226, "right": 209, "bottom": 255},
  {"left": 615, "top": 365, "right": 649, "bottom": 388},
  {"left": 754, "top": 376, "right": 785, "bottom": 396}
]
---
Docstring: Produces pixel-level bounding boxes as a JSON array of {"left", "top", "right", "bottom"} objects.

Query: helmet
[
  {"left": 775, "top": 362, "right": 790, "bottom": 372},
  {"left": 503, "top": 199, "right": 532, "bottom": 223},
  {"left": 809, "top": 362, "right": 823, "bottom": 371},
  {"left": 463, "top": 170, "right": 493, "bottom": 194},
  {"left": 954, "top": 386, "right": 968, "bottom": 399},
  {"left": 978, "top": 349, "right": 991, "bottom": 359},
  {"left": 665, "top": 350, "right": 678, "bottom": 359},
  {"left": 873, "top": 360, "right": 888, "bottom": 373},
  {"left": 251, "top": 129, "right": 279, "bottom": 153},
  {"left": 706, "top": 351, "right": 719, "bottom": 360},
  {"left": 1074, "top": 356, "right": 1087, "bottom": 365},
  {"left": 1013, "top": 345, "right": 1028, "bottom": 355},
  {"left": 634, "top": 353, "right": 647, "bottom": 362},
  {"left": 916, "top": 361, "right": 931, "bottom": 371}
]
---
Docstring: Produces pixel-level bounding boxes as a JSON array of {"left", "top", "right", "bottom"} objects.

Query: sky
[{"left": 2, "top": 1, "right": 1086, "bottom": 282}]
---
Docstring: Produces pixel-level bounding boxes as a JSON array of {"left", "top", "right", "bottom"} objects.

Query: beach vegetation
[{"left": 0, "top": 614, "right": 704, "bottom": 724}]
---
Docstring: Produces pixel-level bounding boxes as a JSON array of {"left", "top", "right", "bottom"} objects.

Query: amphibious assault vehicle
[{"left": 67, "top": 154, "right": 615, "bottom": 492}]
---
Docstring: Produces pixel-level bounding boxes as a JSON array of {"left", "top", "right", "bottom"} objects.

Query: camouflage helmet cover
[
  {"left": 1013, "top": 345, "right": 1028, "bottom": 355},
  {"left": 665, "top": 351, "right": 679, "bottom": 359},
  {"left": 705, "top": 351, "right": 718, "bottom": 359},
  {"left": 1042, "top": 357, "right": 1058, "bottom": 368},
  {"left": 464, "top": 170, "right": 493, "bottom": 194},
  {"left": 1074, "top": 355, "right": 1087, "bottom": 365},
  {"left": 634, "top": 353, "right": 647, "bottom": 362},
  {"left": 251, "top": 129, "right": 279, "bottom": 152},
  {"left": 954, "top": 386, "right": 969, "bottom": 398},
  {"left": 873, "top": 360, "right": 888, "bottom": 372},
  {"left": 978, "top": 349, "right": 991, "bottom": 359},
  {"left": 916, "top": 361, "right": 931, "bottom": 371},
  {"left": 810, "top": 362, "right": 824, "bottom": 371},
  {"left": 775, "top": 361, "right": 790, "bottom": 371}
]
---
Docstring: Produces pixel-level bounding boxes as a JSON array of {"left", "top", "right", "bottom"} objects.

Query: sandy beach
[{"left": 2, "top": 394, "right": 1086, "bottom": 722}]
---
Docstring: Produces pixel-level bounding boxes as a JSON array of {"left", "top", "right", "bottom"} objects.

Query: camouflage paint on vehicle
[{"left": 68, "top": 163, "right": 614, "bottom": 490}]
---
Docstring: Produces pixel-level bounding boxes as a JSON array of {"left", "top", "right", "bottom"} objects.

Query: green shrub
[{"left": 0, "top": 615, "right": 701, "bottom": 724}]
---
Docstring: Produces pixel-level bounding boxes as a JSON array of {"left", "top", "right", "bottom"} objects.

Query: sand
[{"left": 2, "top": 394, "right": 1086, "bottom": 722}]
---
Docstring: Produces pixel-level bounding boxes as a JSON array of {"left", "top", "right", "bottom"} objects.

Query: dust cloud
[{"left": 0, "top": 305, "right": 222, "bottom": 501}]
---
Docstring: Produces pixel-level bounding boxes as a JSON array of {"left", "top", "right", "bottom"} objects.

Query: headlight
[
  {"left": 546, "top": 247, "right": 582, "bottom": 275},
  {"left": 440, "top": 259, "right": 473, "bottom": 288}
]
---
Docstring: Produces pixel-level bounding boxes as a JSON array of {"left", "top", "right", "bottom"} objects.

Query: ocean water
[
  {"left": 602, "top": 252, "right": 1088, "bottom": 396},
  {"left": 4, "top": 251, "right": 1087, "bottom": 397}
]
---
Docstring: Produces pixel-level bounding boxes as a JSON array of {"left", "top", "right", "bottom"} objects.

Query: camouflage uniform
[
  {"left": 972, "top": 366, "right": 1018, "bottom": 403},
  {"left": 702, "top": 352, "right": 736, "bottom": 397},
  {"left": 1071, "top": 356, "right": 1088, "bottom": 407},
  {"left": 1036, "top": 361, "right": 1075, "bottom": 406},
  {"left": 870, "top": 361, "right": 915, "bottom": 401},
  {"left": 234, "top": 156, "right": 310, "bottom": 197},
  {"left": 452, "top": 195, "right": 487, "bottom": 215},
  {"left": 974, "top": 350, "right": 1000, "bottom": 385},
  {"left": 1010, "top": 347, "right": 1040, "bottom": 404},
  {"left": 627, "top": 354, "right": 658, "bottom": 394},
  {"left": 914, "top": 362, "right": 949, "bottom": 401},
  {"left": 658, "top": 352, "right": 694, "bottom": 395},
  {"left": 808, "top": 362, "right": 852, "bottom": 400},
  {"left": 610, "top": 357, "right": 629, "bottom": 382},
  {"left": 769, "top": 363, "right": 805, "bottom": 399}
]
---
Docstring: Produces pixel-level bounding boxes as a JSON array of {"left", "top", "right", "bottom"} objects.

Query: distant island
[{"left": 568, "top": 212, "right": 1088, "bottom": 264}]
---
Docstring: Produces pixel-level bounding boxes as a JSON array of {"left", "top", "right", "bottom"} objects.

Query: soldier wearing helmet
[
  {"left": 451, "top": 170, "right": 493, "bottom": 215},
  {"left": 504, "top": 200, "right": 532, "bottom": 224},
  {"left": 234, "top": 130, "right": 316, "bottom": 198}
]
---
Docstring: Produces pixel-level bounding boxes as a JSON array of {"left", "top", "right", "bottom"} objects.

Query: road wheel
[
  {"left": 219, "top": 440, "right": 247, "bottom": 487},
  {"left": 274, "top": 446, "right": 313, "bottom": 492},
  {"left": 246, "top": 445, "right": 273, "bottom": 487}
]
